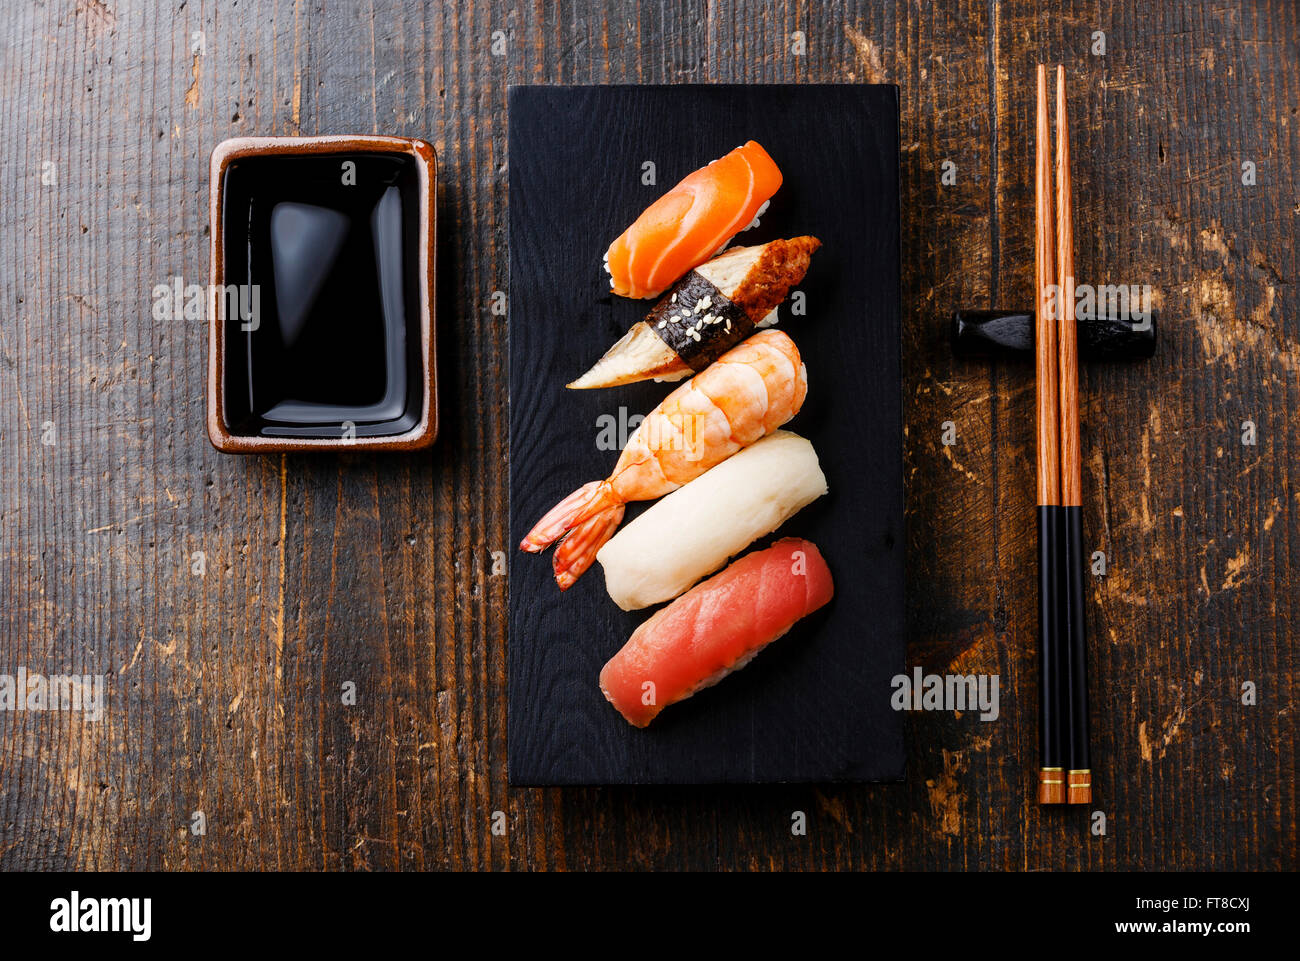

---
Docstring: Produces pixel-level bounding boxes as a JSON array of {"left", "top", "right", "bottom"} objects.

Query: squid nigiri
[
  {"left": 520, "top": 329, "right": 808, "bottom": 590},
  {"left": 571, "top": 236, "right": 821, "bottom": 390},
  {"left": 600, "top": 537, "right": 834, "bottom": 728},
  {"left": 604, "top": 141, "right": 783, "bottom": 300},
  {"left": 596, "top": 430, "right": 828, "bottom": 611}
]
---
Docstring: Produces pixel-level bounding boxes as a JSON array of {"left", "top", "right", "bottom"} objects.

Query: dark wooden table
[{"left": 1, "top": 1, "right": 1294, "bottom": 871}]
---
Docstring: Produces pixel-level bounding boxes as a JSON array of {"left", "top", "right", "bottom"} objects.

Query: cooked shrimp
[{"left": 520, "top": 329, "right": 808, "bottom": 589}]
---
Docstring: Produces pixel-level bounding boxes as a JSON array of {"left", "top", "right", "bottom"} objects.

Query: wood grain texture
[{"left": 0, "top": 0, "right": 1295, "bottom": 870}]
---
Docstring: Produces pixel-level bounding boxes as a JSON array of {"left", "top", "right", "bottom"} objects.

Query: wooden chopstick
[
  {"left": 1056, "top": 66, "right": 1080, "bottom": 512},
  {"left": 1034, "top": 65, "right": 1059, "bottom": 510},
  {"left": 1034, "top": 63, "right": 1066, "bottom": 806},
  {"left": 1055, "top": 65, "right": 1092, "bottom": 805}
]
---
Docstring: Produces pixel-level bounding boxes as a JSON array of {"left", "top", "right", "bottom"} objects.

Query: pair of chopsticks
[{"left": 1034, "top": 64, "right": 1091, "bottom": 806}]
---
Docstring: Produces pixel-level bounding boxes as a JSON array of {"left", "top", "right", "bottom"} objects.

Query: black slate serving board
[{"left": 508, "top": 84, "right": 903, "bottom": 784}]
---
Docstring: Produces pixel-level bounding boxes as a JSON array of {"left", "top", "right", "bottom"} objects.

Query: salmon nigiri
[
  {"left": 599, "top": 538, "right": 834, "bottom": 728},
  {"left": 604, "top": 141, "right": 783, "bottom": 300}
]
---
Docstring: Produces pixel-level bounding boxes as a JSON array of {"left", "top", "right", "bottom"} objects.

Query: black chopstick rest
[{"left": 952, "top": 308, "right": 1158, "bottom": 361}]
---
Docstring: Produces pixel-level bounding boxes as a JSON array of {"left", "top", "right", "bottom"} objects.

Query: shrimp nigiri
[
  {"left": 604, "top": 141, "right": 783, "bottom": 300},
  {"left": 520, "top": 329, "right": 808, "bottom": 589}
]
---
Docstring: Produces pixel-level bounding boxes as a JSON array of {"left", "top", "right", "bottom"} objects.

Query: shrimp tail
[
  {"left": 522, "top": 479, "right": 628, "bottom": 587},
  {"left": 570, "top": 478, "right": 628, "bottom": 528},
  {"left": 519, "top": 480, "right": 604, "bottom": 553},
  {"left": 553, "top": 502, "right": 626, "bottom": 590}
]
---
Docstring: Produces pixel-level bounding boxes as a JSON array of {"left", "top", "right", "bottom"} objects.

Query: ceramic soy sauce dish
[{"left": 207, "top": 135, "right": 438, "bottom": 453}]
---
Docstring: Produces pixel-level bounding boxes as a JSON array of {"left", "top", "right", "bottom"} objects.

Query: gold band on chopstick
[{"left": 1067, "top": 769, "right": 1092, "bottom": 804}]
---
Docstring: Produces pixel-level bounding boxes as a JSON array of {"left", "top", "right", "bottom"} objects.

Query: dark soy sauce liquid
[{"left": 221, "top": 153, "right": 423, "bottom": 438}]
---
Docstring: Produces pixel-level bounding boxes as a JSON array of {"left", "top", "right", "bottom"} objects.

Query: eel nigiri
[
  {"left": 604, "top": 141, "right": 783, "bottom": 300},
  {"left": 600, "top": 537, "right": 834, "bottom": 728},
  {"left": 596, "top": 430, "right": 828, "bottom": 611},
  {"left": 521, "top": 330, "right": 808, "bottom": 590},
  {"left": 570, "top": 236, "right": 821, "bottom": 390}
]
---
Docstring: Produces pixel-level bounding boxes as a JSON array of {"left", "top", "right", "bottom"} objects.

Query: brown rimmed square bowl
[{"left": 207, "top": 135, "right": 438, "bottom": 453}]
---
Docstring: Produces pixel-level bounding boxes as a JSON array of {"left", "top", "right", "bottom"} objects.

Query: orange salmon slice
[{"left": 604, "top": 141, "right": 783, "bottom": 299}]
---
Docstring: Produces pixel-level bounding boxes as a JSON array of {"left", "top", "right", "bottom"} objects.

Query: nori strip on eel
[
  {"left": 568, "top": 236, "right": 820, "bottom": 390},
  {"left": 647, "top": 273, "right": 754, "bottom": 372}
]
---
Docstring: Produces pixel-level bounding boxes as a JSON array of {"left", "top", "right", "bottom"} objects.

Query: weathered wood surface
[{"left": 0, "top": 0, "right": 1294, "bottom": 870}]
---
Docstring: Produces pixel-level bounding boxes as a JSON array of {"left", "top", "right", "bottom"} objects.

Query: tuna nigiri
[
  {"left": 520, "top": 330, "right": 808, "bottom": 590},
  {"left": 604, "top": 141, "right": 784, "bottom": 300},
  {"left": 596, "top": 429, "right": 828, "bottom": 611},
  {"left": 599, "top": 537, "right": 834, "bottom": 728}
]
